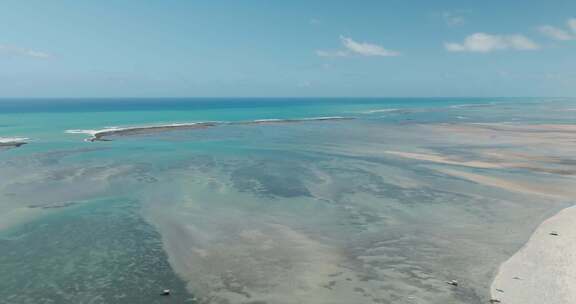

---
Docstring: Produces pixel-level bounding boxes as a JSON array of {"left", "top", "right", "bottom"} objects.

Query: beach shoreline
[{"left": 490, "top": 205, "right": 576, "bottom": 304}]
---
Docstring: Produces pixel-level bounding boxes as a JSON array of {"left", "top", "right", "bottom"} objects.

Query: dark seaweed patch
[{"left": 0, "top": 198, "right": 196, "bottom": 304}]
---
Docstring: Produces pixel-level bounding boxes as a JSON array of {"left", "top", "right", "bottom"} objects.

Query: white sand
[
  {"left": 470, "top": 123, "right": 576, "bottom": 132},
  {"left": 384, "top": 150, "right": 576, "bottom": 175},
  {"left": 433, "top": 168, "right": 576, "bottom": 198},
  {"left": 491, "top": 206, "right": 576, "bottom": 304},
  {"left": 384, "top": 150, "right": 505, "bottom": 169}
]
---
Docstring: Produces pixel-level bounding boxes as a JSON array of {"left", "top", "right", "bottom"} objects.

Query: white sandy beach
[{"left": 491, "top": 205, "right": 576, "bottom": 304}]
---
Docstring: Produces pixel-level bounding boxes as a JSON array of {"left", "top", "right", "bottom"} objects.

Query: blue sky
[{"left": 0, "top": 0, "right": 575, "bottom": 97}]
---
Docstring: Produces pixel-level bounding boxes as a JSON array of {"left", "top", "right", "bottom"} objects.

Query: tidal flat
[{"left": 0, "top": 98, "right": 575, "bottom": 304}]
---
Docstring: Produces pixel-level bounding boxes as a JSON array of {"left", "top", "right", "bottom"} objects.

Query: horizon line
[{"left": 0, "top": 96, "right": 572, "bottom": 100}]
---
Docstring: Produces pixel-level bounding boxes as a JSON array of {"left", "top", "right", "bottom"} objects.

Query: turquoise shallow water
[{"left": 0, "top": 98, "right": 575, "bottom": 304}]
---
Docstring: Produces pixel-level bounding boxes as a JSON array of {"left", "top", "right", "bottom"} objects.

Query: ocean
[{"left": 0, "top": 97, "right": 574, "bottom": 304}]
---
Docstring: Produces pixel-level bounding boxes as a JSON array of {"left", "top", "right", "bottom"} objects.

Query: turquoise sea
[{"left": 0, "top": 98, "right": 574, "bottom": 304}]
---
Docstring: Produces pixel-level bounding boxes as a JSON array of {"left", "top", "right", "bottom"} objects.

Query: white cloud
[
  {"left": 538, "top": 25, "right": 575, "bottom": 41},
  {"left": 315, "top": 49, "right": 349, "bottom": 58},
  {"left": 538, "top": 18, "right": 576, "bottom": 41},
  {"left": 340, "top": 36, "right": 400, "bottom": 57},
  {"left": 316, "top": 36, "right": 400, "bottom": 58},
  {"left": 445, "top": 33, "right": 540, "bottom": 53},
  {"left": 309, "top": 18, "right": 321, "bottom": 25},
  {"left": 442, "top": 11, "right": 465, "bottom": 26},
  {"left": 569, "top": 18, "right": 576, "bottom": 32},
  {"left": 0, "top": 45, "right": 52, "bottom": 58},
  {"left": 297, "top": 81, "right": 312, "bottom": 88},
  {"left": 507, "top": 35, "right": 540, "bottom": 49}
]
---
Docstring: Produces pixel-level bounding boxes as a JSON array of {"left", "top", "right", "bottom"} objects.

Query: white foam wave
[
  {"left": 298, "top": 116, "right": 347, "bottom": 120},
  {"left": 449, "top": 103, "right": 495, "bottom": 109},
  {"left": 251, "top": 119, "right": 284, "bottom": 123},
  {"left": 0, "top": 137, "right": 29, "bottom": 144},
  {"left": 360, "top": 108, "right": 400, "bottom": 114},
  {"left": 66, "top": 129, "right": 106, "bottom": 135},
  {"left": 66, "top": 123, "right": 206, "bottom": 136},
  {"left": 250, "top": 117, "right": 347, "bottom": 123}
]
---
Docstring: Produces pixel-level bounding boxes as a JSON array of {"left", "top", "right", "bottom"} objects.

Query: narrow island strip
[{"left": 67, "top": 117, "right": 353, "bottom": 142}]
